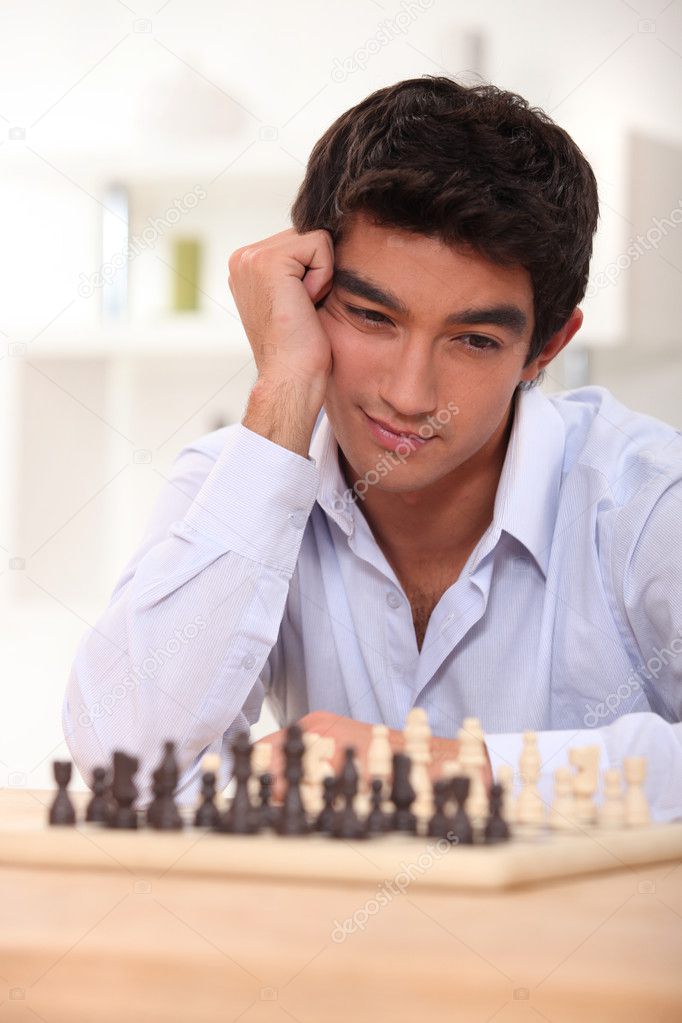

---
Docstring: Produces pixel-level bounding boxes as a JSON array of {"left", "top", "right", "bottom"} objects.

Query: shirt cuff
[{"left": 178, "top": 423, "right": 320, "bottom": 574}]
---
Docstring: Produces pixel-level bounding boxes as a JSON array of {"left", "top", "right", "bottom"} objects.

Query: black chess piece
[
  {"left": 254, "top": 772, "right": 279, "bottom": 831},
  {"left": 220, "top": 732, "right": 258, "bottom": 834},
  {"left": 332, "top": 748, "right": 365, "bottom": 840},
  {"left": 145, "top": 765, "right": 164, "bottom": 828},
  {"left": 194, "top": 768, "right": 220, "bottom": 829},
  {"left": 364, "top": 778, "right": 390, "bottom": 836},
  {"left": 449, "top": 775, "right": 474, "bottom": 845},
  {"left": 110, "top": 751, "right": 139, "bottom": 829},
  {"left": 151, "top": 741, "right": 183, "bottom": 831},
  {"left": 48, "top": 760, "right": 76, "bottom": 826},
  {"left": 390, "top": 753, "right": 417, "bottom": 834},
  {"left": 427, "top": 779, "right": 455, "bottom": 840},
  {"left": 85, "top": 766, "right": 108, "bottom": 823},
  {"left": 315, "top": 775, "right": 337, "bottom": 834},
  {"left": 276, "top": 723, "right": 309, "bottom": 835},
  {"left": 483, "top": 783, "right": 510, "bottom": 844}
]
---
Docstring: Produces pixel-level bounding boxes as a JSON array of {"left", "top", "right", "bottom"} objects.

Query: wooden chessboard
[{"left": 3, "top": 791, "right": 682, "bottom": 890}]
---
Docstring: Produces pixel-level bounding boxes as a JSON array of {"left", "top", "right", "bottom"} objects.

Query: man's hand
[
  {"left": 254, "top": 710, "right": 492, "bottom": 801},
  {"left": 229, "top": 227, "right": 335, "bottom": 458}
]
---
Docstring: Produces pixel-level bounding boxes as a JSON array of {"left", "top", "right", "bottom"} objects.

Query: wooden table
[{"left": 1, "top": 789, "right": 681, "bottom": 1022}]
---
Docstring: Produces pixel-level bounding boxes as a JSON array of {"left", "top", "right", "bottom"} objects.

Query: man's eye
[
  {"left": 345, "top": 305, "right": 391, "bottom": 327},
  {"left": 457, "top": 334, "right": 500, "bottom": 352}
]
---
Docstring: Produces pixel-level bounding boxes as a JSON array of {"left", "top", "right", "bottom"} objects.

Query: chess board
[{"left": 3, "top": 793, "right": 682, "bottom": 891}]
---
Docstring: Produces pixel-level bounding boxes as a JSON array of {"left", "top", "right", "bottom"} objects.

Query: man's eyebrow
[{"left": 333, "top": 266, "right": 529, "bottom": 337}]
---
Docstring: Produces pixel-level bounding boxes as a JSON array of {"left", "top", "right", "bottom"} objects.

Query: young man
[{"left": 63, "top": 76, "right": 682, "bottom": 817}]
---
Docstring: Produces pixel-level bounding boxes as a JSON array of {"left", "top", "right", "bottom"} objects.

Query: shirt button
[
  {"left": 386, "top": 590, "right": 402, "bottom": 608},
  {"left": 288, "top": 509, "right": 307, "bottom": 529},
  {"left": 242, "top": 653, "right": 256, "bottom": 669}
]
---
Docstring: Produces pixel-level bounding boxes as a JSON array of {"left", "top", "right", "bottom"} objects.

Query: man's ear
[{"left": 520, "top": 307, "right": 584, "bottom": 383}]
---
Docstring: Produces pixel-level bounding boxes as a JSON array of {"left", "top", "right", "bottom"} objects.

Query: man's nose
[{"left": 378, "top": 336, "right": 439, "bottom": 420}]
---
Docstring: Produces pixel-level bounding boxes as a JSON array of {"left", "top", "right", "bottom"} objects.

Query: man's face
[{"left": 319, "top": 211, "right": 539, "bottom": 497}]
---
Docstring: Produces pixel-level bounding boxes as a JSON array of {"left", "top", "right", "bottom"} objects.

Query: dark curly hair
[{"left": 290, "top": 75, "right": 599, "bottom": 384}]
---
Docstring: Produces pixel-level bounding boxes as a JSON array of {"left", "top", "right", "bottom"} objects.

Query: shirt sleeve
[
  {"left": 62, "top": 422, "right": 320, "bottom": 807},
  {"left": 487, "top": 713, "right": 682, "bottom": 822}
]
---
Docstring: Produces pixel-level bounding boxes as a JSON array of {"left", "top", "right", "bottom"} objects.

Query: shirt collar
[{"left": 309, "top": 386, "right": 566, "bottom": 576}]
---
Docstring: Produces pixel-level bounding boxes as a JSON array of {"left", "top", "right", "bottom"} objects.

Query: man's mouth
[{"left": 362, "top": 410, "right": 436, "bottom": 452}]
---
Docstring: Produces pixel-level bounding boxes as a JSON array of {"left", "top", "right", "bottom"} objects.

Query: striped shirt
[{"left": 63, "top": 384, "right": 682, "bottom": 819}]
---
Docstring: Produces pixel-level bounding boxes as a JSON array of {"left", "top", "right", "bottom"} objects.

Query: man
[{"left": 63, "top": 76, "right": 682, "bottom": 817}]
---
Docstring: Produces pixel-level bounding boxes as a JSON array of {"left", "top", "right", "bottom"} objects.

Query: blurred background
[{"left": 0, "top": 0, "right": 680, "bottom": 790}]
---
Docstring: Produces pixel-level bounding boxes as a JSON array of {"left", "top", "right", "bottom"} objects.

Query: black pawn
[
  {"left": 194, "top": 769, "right": 220, "bottom": 829},
  {"left": 110, "top": 751, "right": 139, "bottom": 829},
  {"left": 315, "top": 776, "right": 337, "bottom": 834},
  {"left": 450, "top": 776, "right": 474, "bottom": 845},
  {"left": 332, "top": 748, "right": 364, "bottom": 840},
  {"left": 427, "top": 779, "right": 454, "bottom": 840},
  {"left": 255, "top": 772, "right": 279, "bottom": 831},
  {"left": 220, "top": 732, "right": 258, "bottom": 834},
  {"left": 49, "top": 761, "right": 76, "bottom": 826},
  {"left": 364, "top": 778, "right": 390, "bottom": 836},
  {"left": 145, "top": 765, "right": 164, "bottom": 828},
  {"left": 277, "top": 724, "right": 309, "bottom": 835},
  {"left": 85, "top": 766, "right": 108, "bottom": 823},
  {"left": 390, "top": 753, "right": 417, "bottom": 834},
  {"left": 484, "top": 783, "right": 510, "bottom": 845},
  {"left": 151, "top": 741, "right": 183, "bottom": 831}
]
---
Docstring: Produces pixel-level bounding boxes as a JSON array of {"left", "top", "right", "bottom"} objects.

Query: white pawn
[
  {"left": 249, "top": 743, "right": 272, "bottom": 803},
  {"left": 599, "top": 767, "right": 625, "bottom": 828},
  {"left": 302, "top": 732, "right": 335, "bottom": 814},
  {"left": 623, "top": 756, "right": 651, "bottom": 827},
  {"left": 404, "top": 708, "right": 433, "bottom": 829},
  {"left": 367, "top": 724, "right": 393, "bottom": 803},
  {"left": 516, "top": 731, "right": 546, "bottom": 827},
  {"left": 549, "top": 766, "right": 578, "bottom": 831},
  {"left": 569, "top": 745, "right": 601, "bottom": 825}
]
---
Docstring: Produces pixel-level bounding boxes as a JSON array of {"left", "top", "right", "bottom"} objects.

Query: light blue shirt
[{"left": 63, "top": 385, "right": 682, "bottom": 819}]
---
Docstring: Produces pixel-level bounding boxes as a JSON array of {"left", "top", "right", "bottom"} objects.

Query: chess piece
[
  {"left": 315, "top": 776, "right": 337, "bottom": 834},
  {"left": 302, "top": 732, "right": 335, "bottom": 815},
  {"left": 516, "top": 732, "right": 546, "bottom": 827},
  {"left": 146, "top": 766, "right": 164, "bottom": 828},
  {"left": 459, "top": 717, "right": 488, "bottom": 824},
  {"left": 623, "top": 756, "right": 650, "bottom": 826},
  {"left": 569, "top": 745, "right": 600, "bottom": 825},
  {"left": 549, "top": 766, "right": 578, "bottom": 831},
  {"left": 599, "top": 767, "right": 625, "bottom": 828},
  {"left": 150, "top": 741, "right": 183, "bottom": 831},
  {"left": 110, "top": 751, "right": 139, "bottom": 829},
  {"left": 367, "top": 725, "right": 393, "bottom": 806},
  {"left": 249, "top": 743, "right": 272, "bottom": 803},
  {"left": 85, "top": 766, "right": 108, "bottom": 824},
  {"left": 220, "top": 732, "right": 258, "bottom": 834},
  {"left": 256, "top": 773, "right": 280, "bottom": 831},
  {"left": 390, "top": 753, "right": 417, "bottom": 834},
  {"left": 364, "top": 778, "right": 391, "bottom": 836},
  {"left": 483, "top": 783, "right": 510, "bottom": 844},
  {"left": 427, "top": 779, "right": 454, "bottom": 840},
  {"left": 496, "top": 764, "right": 515, "bottom": 825},
  {"left": 49, "top": 761, "right": 76, "bottom": 826},
  {"left": 194, "top": 766, "right": 221, "bottom": 829},
  {"left": 449, "top": 775, "right": 473, "bottom": 844},
  {"left": 277, "top": 724, "right": 309, "bottom": 835},
  {"left": 404, "top": 708, "right": 433, "bottom": 829},
  {"left": 332, "top": 748, "right": 365, "bottom": 839}
]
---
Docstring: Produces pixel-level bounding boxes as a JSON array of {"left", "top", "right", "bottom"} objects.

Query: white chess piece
[
  {"left": 569, "top": 745, "right": 601, "bottom": 825},
  {"left": 599, "top": 767, "right": 625, "bottom": 828},
  {"left": 496, "top": 764, "right": 515, "bottom": 825},
  {"left": 458, "top": 717, "right": 488, "bottom": 823},
  {"left": 302, "top": 732, "right": 335, "bottom": 814},
  {"left": 248, "top": 744, "right": 273, "bottom": 803},
  {"left": 516, "top": 731, "right": 546, "bottom": 826},
  {"left": 549, "top": 766, "right": 578, "bottom": 831},
  {"left": 623, "top": 756, "right": 651, "bottom": 827},
  {"left": 367, "top": 724, "right": 393, "bottom": 800},
  {"left": 404, "top": 708, "right": 433, "bottom": 829}
]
